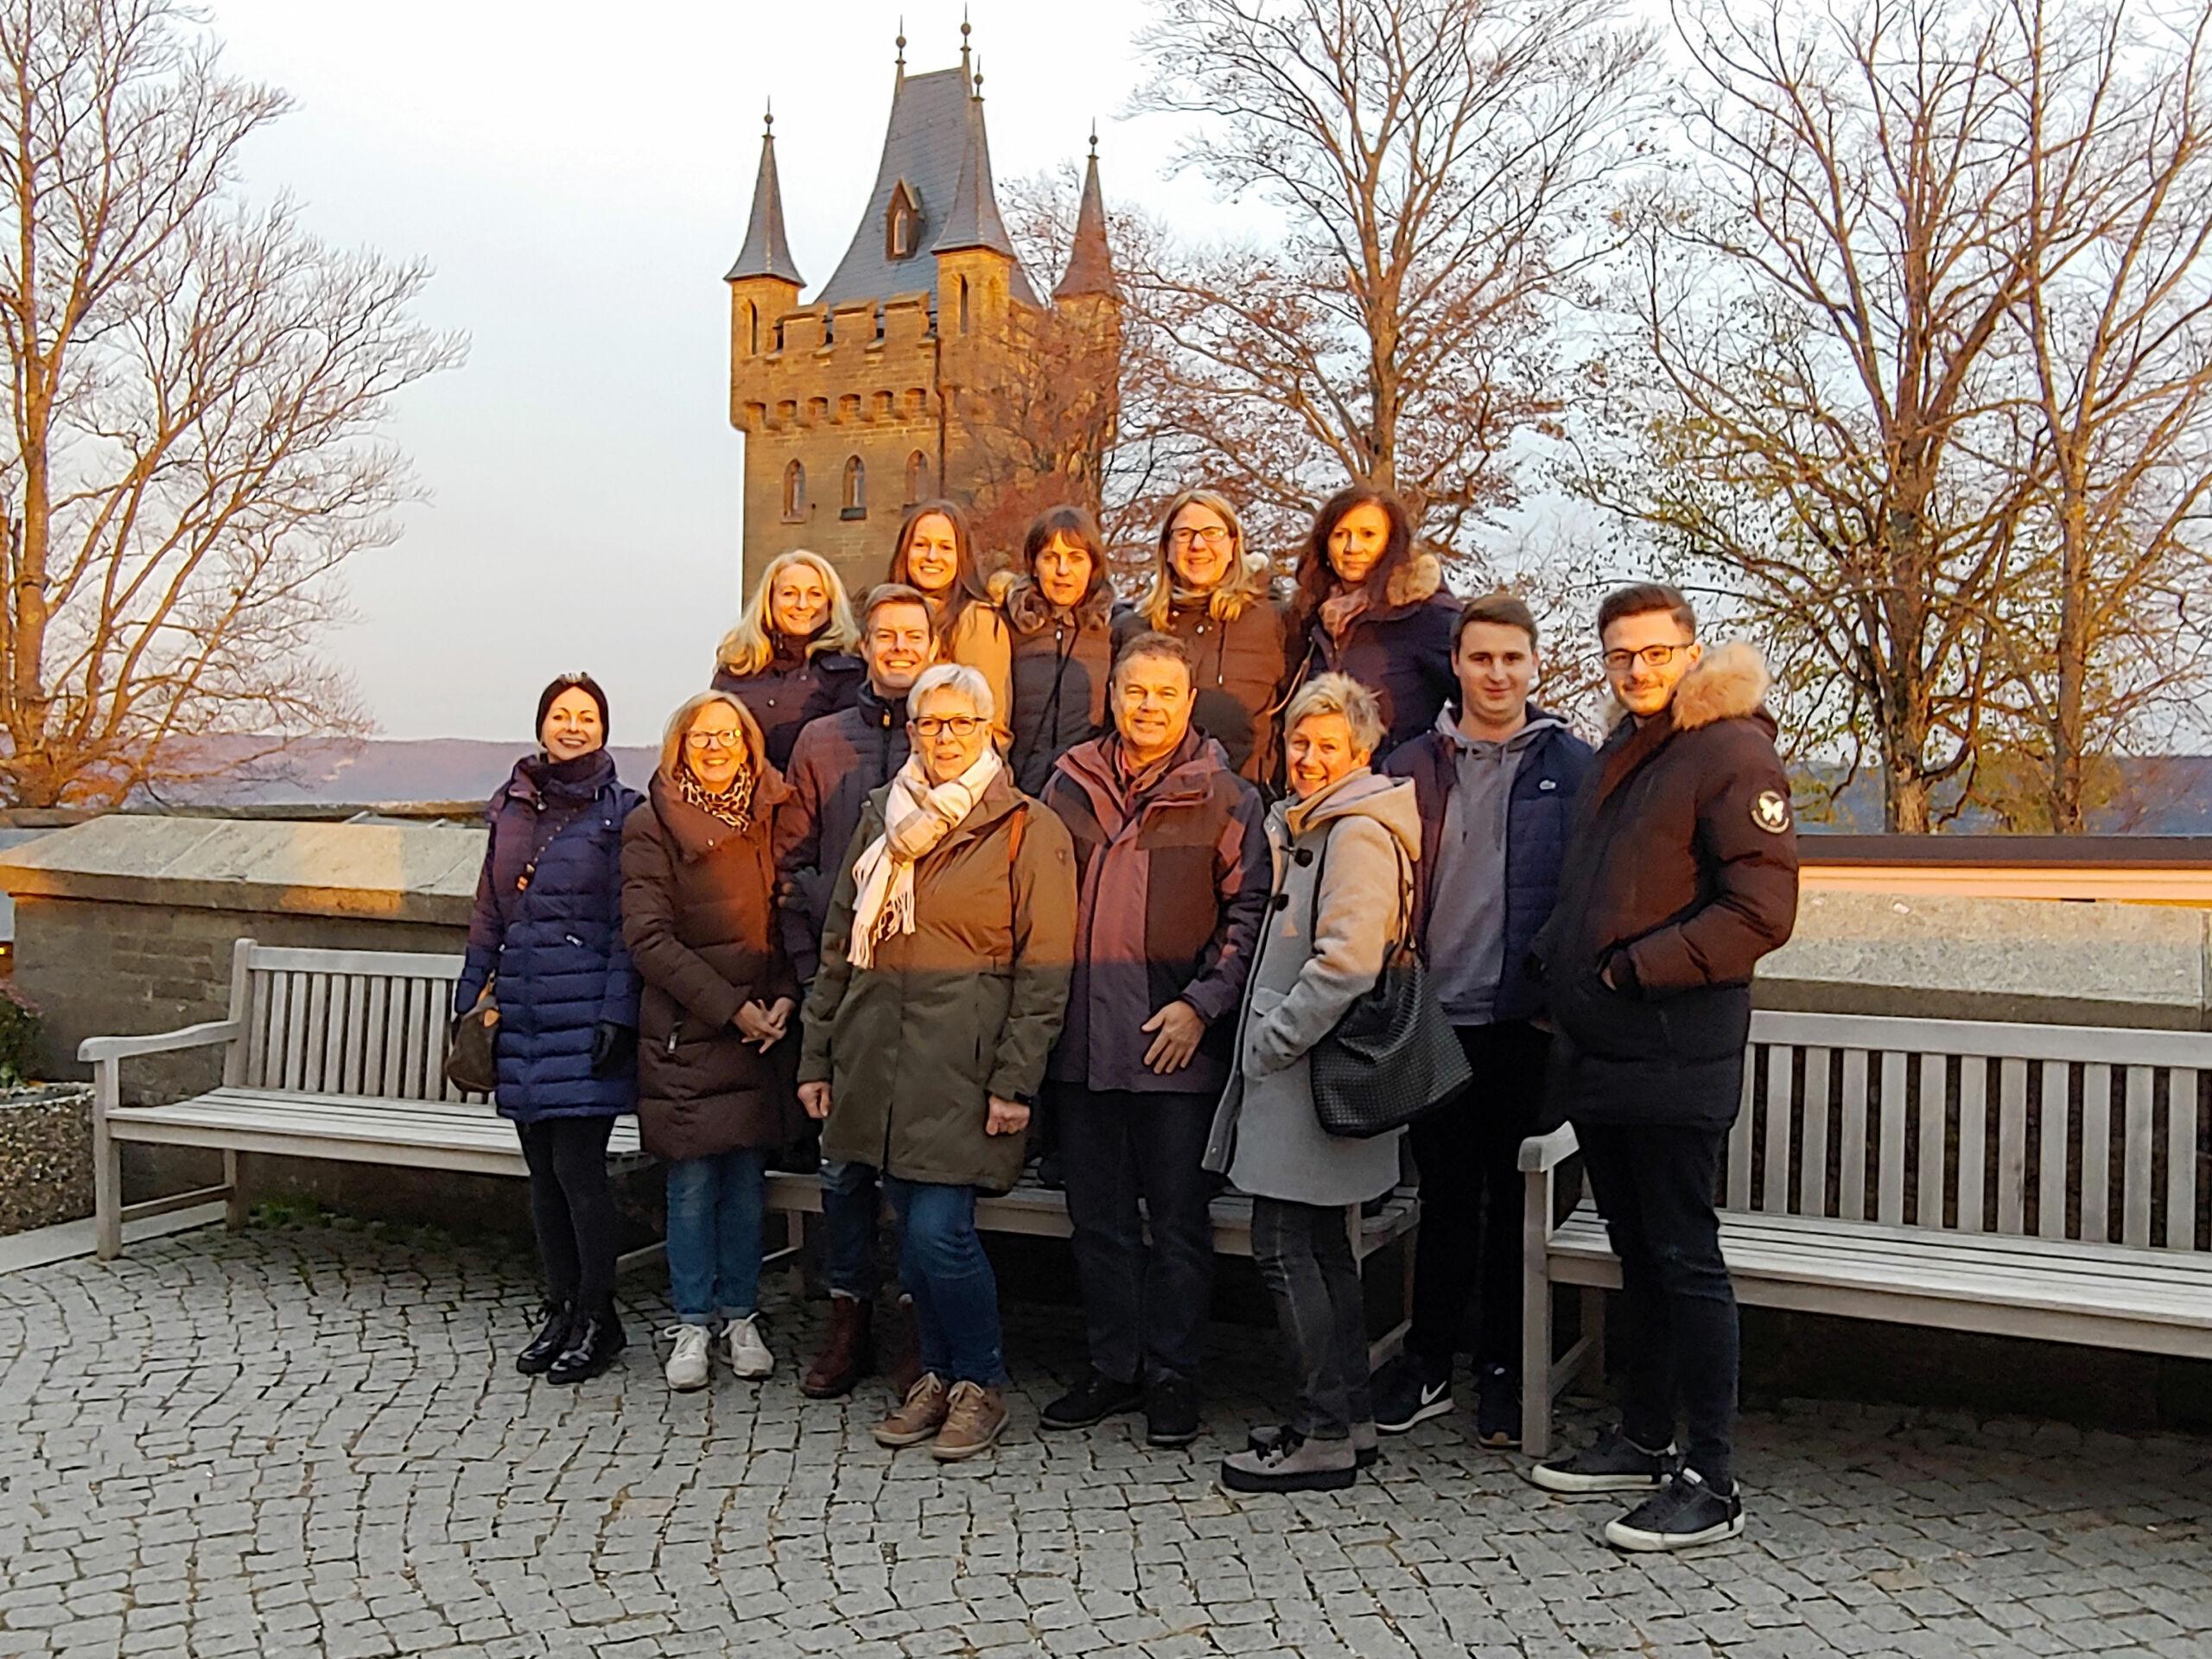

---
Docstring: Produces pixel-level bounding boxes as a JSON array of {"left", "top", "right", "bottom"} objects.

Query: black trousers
[
  {"left": 1577, "top": 1119, "right": 1738, "bottom": 1489},
  {"left": 1056, "top": 1084, "right": 1217, "bottom": 1385},
  {"left": 1250, "top": 1198, "right": 1370, "bottom": 1440},
  {"left": 515, "top": 1116, "right": 620, "bottom": 1313},
  {"left": 1406, "top": 1020, "right": 1551, "bottom": 1373}
]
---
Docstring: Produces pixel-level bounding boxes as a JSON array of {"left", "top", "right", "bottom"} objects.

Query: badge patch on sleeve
[{"left": 1751, "top": 790, "right": 1792, "bottom": 834}]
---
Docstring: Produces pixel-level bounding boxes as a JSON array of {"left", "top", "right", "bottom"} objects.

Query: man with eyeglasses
[{"left": 1527, "top": 582, "right": 1798, "bottom": 1554}]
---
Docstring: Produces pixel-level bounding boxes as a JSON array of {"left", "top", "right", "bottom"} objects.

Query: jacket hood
[
  {"left": 499, "top": 747, "right": 618, "bottom": 811},
  {"left": 1606, "top": 641, "right": 1774, "bottom": 734},
  {"left": 1002, "top": 570, "right": 1115, "bottom": 635},
  {"left": 1056, "top": 728, "right": 1229, "bottom": 803},
  {"left": 1433, "top": 702, "right": 1571, "bottom": 752},
  {"left": 647, "top": 763, "right": 790, "bottom": 860},
  {"left": 1281, "top": 769, "right": 1422, "bottom": 860},
  {"left": 1383, "top": 550, "right": 1444, "bottom": 609}
]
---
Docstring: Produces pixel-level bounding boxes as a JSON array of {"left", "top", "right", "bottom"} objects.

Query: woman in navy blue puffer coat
[{"left": 457, "top": 672, "right": 643, "bottom": 1384}]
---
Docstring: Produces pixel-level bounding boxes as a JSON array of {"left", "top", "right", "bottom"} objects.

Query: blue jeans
[
  {"left": 820, "top": 1159, "right": 880, "bottom": 1301},
  {"left": 664, "top": 1149, "right": 766, "bottom": 1326},
  {"left": 881, "top": 1176, "right": 1003, "bottom": 1386}
]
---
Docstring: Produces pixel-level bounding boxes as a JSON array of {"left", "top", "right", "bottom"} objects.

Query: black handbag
[
  {"left": 445, "top": 980, "right": 499, "bottom": 1096},
  {"left": 1306, "top": 828, "right": 1473, "bottom": 1139}
]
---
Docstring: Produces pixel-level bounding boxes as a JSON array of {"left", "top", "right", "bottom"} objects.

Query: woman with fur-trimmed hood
[
  {"left": 1113, "top": 489, "right": 1294, "bottom": 786},
  {"left": 1287, "top": 485, "right": 1460, "bottom": 764},
  {"left": 1002, "top": 505, "right": 1125, "bottom": 796}
]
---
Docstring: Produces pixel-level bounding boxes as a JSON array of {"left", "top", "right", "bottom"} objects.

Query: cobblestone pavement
[{"left": 1, "top": 1223, "right": 2208, "bottom": 1659}]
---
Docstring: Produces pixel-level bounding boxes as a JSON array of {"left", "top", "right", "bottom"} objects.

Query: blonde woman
[
  {"left": 884, "top": 499, "right": 1014, "bottom": 732},
  {"left": 621, "top": 690, "right": 804, "bottom": 1392},
  {"left": 712, "top": 550, "right": 865, "bottom": 769},
  {"left": 1113, "top": 490, "right": 1291, "bottom": 785}
]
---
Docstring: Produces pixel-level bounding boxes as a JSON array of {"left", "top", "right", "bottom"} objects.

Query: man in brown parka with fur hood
[{"left": 1527, "top": 583, "right": 1799, "bottom": 1556}]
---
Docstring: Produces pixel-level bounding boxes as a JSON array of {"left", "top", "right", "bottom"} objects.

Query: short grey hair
[
  {"left": 1285, "top": 672, "right": 1384, "bottom": 756},
  {"left": 908, "top": 661, "right": 994, "bottom": 721}
]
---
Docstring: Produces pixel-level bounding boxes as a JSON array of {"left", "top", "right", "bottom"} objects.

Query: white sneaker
[
  {"left": 664, "top": 1324, "right": 710, "bottom": 1392},
  {"left": 725, "top": 1314, "right": 773, "bottom": 1379}
]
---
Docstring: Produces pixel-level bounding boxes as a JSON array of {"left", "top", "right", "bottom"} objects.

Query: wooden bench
[
  {"left": 1520, "top": 1009, "right": 2212, "bottom": 1455},
  {"left": 82, "top": 940, "right": 641, "bottom": 1260}
]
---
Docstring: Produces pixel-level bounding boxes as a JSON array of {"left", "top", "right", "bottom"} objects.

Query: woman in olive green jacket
[{"left": 798, "top": 663, "right": 1077, "bottom": 1462}]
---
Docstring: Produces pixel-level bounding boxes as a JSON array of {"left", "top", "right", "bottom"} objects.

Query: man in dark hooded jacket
[{"left": 1528, "top": 582, "right": 1798, "bottom": 1554}]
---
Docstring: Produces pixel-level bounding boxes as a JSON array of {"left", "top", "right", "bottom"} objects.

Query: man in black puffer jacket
[{"left": 1528, "top": 582, "right": 1798, "bottom": 1555}]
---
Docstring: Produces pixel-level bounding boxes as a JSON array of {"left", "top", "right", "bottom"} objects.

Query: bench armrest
[
  {"left": 1517, "top": 1123, "right": 1580, "bottom": 1173},
  {"left": 79, "top": 1020, "right": 243, "bottom": 1064}
]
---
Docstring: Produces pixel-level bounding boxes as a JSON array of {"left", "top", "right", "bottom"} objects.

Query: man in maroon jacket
[{"left": 1528, "top": 583, "right": 1799, "bottom": 1553}]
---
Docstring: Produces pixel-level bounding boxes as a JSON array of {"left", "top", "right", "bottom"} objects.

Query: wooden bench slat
[
  {"left": 2169, "top": 1068, "right": 2200, "bottom": 1251},
  {"left": 1799, "top": 1046, "right": 1830, "bottom": 1217},
  {"left": 1661, "top": 1212, "right": 2212, "bottom": 1287},
  {"left": 2082, "top": 1062, "right": 2112, "bottom": 1244},
  {"left": 1958, "top": 1055, "right": 1988, "bottom": 1234}
]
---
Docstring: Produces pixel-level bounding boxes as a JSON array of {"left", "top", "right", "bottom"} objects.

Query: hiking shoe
[
  {"left": 1145, "top": 1376, "right": 1201, "bottom": 1447},
  {"left": 724, "top": 1314, "right": 773, "bottom": 1379},
  {"left": 931, "top": 1382, "right": 1009, "bottom": 1462},
  {"left": 1371, "top": 1352, "right": 1453, "bottom": 1434},
  {"left": 1039, "top": 1370, "right": 1144, "bottom": 1431},
  {"left": 663, "top": 1324, "right": 710, "bottom": 1392},
  {"left": 874, "top": 1373, "right": 950, "bottom": 1448},
  {"left": 1218, "top": 1427, "right": 1357, "bottom": 1494},
  {"left": 1473, "top": 1363, "right": 1520, "bottom": 1449},
  {"left": 1250, "top": 1420, "right": 1379, "bottom": 1469},
  {"left": 1604, "top": 1469, "right": 1745, "bottom": 1552},
  {"left": 1529, "top": 1426, "right": 1679, "bottom": 1494}
]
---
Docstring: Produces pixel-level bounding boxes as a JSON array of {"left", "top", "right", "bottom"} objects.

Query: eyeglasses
[
  {"left": 1603, "top": 643, "right": 1693, "bottom": 672},
  {"left": 1168, "top": 526, "right": 1231, "bottom": 550},
  {"left": 912, "top": 715, "right": 982, "bottom": 739},
  {"left": 683, "top": 730, "right": 743, "bottom": 751}
]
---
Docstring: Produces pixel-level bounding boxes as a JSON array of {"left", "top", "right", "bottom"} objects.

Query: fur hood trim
[
  {"left": 1634, "top": 641, "right": 1771, "bottom": 731},
  {"left": 1384, "top": 550, "right": 1444, "bottom": 609},
  {"left": 1001, "top": 569, "right": 1114, "bottom": 635}
]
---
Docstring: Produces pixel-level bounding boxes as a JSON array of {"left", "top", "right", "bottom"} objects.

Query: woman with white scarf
[{"left": 798, "top": 664, "right": 1077, "bottom": 1462}]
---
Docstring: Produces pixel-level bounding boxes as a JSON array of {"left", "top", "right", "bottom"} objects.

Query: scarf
[
  {"left": 1319, "top": 584, "right": 1369, "bottom": 639},
  {"left": 848, "top": 746, "right": 1003, "bottom": 970},
  {"left": 677, "top": 762, "right": 755, "bottom": 834}
]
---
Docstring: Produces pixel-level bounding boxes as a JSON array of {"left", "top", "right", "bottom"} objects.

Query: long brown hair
[
  {"left": 1292, "top": 484, "right": 1415, "bottom": 628},
  {"left": 1139, "top": 488, "right": 1272, "bottom": 630},
  {"left": 885, "top": 499, "right": 991, "bottom": 649}
]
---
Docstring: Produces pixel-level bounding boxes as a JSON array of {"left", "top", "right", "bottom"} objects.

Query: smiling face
[
  {"left": 1455, "top": 620, "right": 1538, "bottom": 731},
  {"left": 1166, "top": 502, "right": 1236, "bottom": 591},
  {"left": 1033, "top": 532, "right": 1095, "bottom": 610},
  {"left": 1114, "top": 651, "right": 1193, "bottom": 767},
  {"left": 1602, "top": 608, "right": 1702, "bottom": 721},
  {"left": 902, "top": 512, "right": 960, "bottom": 596},
  {"left": 864, "top": 600, "right": 934, "bottom": 696},
  {"left": 683, "top": 699, "right": 748, "bottom": 791},
  {"left": 540, "top": 688, "right": 604, "bottom": 760},
  {"left": 1286, "top": 711, "right": 1370, "bottom": 799},
  {"left": 1325, "top": 501, "right": 1393, "bottom": 587},
  {"left": 769, "top": 562, "right": 830, "bottom": 639},
  {"left": 911, "top": 683, "right": 989, "bottom": 785}
]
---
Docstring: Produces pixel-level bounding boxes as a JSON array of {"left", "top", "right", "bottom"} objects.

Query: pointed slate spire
[
  {"left": 725, "top": 107, "right": 804, "bottom": 286},
  {"left": 932, "top": 65, "right": 1018, "bottom": 263},
  {"left": 1054, "top": 127, "right": 1117, "bottom": 301}
]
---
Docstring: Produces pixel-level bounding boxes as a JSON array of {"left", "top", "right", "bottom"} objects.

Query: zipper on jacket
[{"left": 665, "top": 1018, "right": 681, "bottom": 1056}]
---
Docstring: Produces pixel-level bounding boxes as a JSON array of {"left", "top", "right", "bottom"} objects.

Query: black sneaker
[
  {"left": 1145, "top": 1376, "right": 1202, "bottom": 1447},
  {"left": 1473, "top": 1363, "right": 1520, "bottom": 1449},
  {"left": 1604, "top": 1469, "right": 1745, "bottom": 1552},
  {"left": 1039, "top": 1369, "right": 1143, "bottom": 1431},
  {"left": 1371, "top": 1352, "right": 1453, "bottom": 1434},
  {"left": 1528, "top": 1426, "right": 1678, "bottom": 1494}
]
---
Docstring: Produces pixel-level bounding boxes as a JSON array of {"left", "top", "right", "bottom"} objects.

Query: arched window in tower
[
  {"left": 741, "top": 303, "right": 758, "bottom": 358},
  {"left": 904, "top": 450, "right": 931, "bottom": 505},
  {"left": 842, "top": 456, "right": 867, "bottom": 521},
  {"left": 782, "top": 460, "right": 806, "bottom": 522},
  {"left": 957, "top": 275, "right": 969, "bottom": 334}
]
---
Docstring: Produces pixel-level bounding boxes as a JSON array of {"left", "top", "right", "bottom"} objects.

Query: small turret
[
  {"left": 1053, "top": 127, "right": 1117, "bottom": 302},
  {"left": 727, "top": 108, "right": 804, "bottom": 365}
]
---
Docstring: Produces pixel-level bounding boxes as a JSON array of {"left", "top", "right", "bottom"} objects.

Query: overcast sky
[{"left": 203, "top": 0, "right": 1206, "bottom": 742}]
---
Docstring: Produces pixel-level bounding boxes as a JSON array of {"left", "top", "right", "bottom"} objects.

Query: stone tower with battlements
[{"left": 726, "top": 22, "right": 1119, "bottom": 594}]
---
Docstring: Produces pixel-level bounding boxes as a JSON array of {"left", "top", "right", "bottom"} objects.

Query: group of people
[{"left": 458, "top": 482, "right": 1800, "bottom": 1553}]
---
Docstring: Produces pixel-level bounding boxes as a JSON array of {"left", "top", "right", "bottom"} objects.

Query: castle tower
[{"left": 725, "top": 22, "right": 1113, "bottom": 594}]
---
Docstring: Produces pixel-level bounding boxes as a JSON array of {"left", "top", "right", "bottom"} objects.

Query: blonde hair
[
  {"left": 657, "top": 690, "right": 766, "bottom": 782},
  {"left": 1284, "top": 672, "right": 1383, "bottom": 757},
  {"left": 1141, "top": 488, "right": 1271, "bottom": 630},
  {"left": 715, "top": 550, "right": 861, "bottom": 677},
  {"left": 909, "top": 661, "right": 995, "bottom": 722}
]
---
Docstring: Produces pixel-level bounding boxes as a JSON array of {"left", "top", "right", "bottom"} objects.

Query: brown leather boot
[
  {"left": 931, "top": 1381, "right": 1009, "bottom": 1461},
  {"left": 801, "top": 1295, "right": 874, "bottom": 1400},
  {"left": 881, "top": 1295, "right": 924, "bottom": 1400},
  {"left": 874, "top": 1373, "right": 950, "bottom": 1448}
]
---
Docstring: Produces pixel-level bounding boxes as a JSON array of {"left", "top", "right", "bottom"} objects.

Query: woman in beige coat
[{"left": 1205, "top": 673, "right": 1421, "bottom": 1495}]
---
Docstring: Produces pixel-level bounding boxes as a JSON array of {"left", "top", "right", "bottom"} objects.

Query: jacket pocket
[{"left": 1554, "top": 967, "right": 1674, "bottom": 1062}]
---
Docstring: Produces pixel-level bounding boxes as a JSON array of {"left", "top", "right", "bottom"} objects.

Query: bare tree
[
  {"left": 1131, "top": 0, "right": 1651, "bottom": 565},
  {"left": 0, "top": 0, "right": 462, "bottom": 808}
]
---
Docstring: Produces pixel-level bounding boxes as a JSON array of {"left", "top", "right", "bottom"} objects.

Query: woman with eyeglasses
[
  {"left": 1287, "top": 485, "right": 1459, "bottom": 763},
  {"left": 622, "top": 690, "right": 806, "bottom": 1393},
  {"left": 797, "top": 663, "right": 1077, "bottom": 1462},
  {"left": 1115, "top": 489, "right": 1292, "bottom": 785},
  {"left": 884, "top": 499, "right": 1014, "bottom": 738},
  {"left": 711, "top": 550, "right": 866, "bottom": 772},
  {"left": 1004, "top": 505, "right": 1122, "bottom": 796},
  {"left": 456, "top": 672, "right": 642, "bottom": 1385}
]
